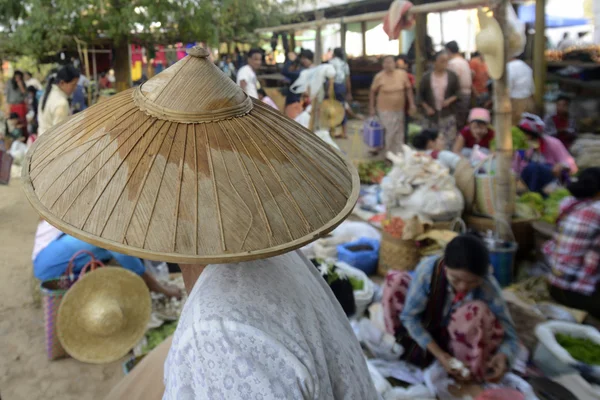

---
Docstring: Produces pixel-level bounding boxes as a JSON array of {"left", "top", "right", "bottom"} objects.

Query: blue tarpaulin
[{"left": 518, "top": 4, "right": 590, "bottom": 28}]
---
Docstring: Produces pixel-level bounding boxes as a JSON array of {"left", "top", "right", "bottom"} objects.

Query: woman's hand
[
  {"left": 442, "top": 98, "right": 454, "bottom": 108},
  {"left": 425, "top": 106, "right": 436, "bottom": 117},
  {"left": 485, "top": 352, "right": 508, "bottom": 383},
  {"left": 161, "top": 284, "right": 183, "bottom": 300},
  {"left": 552, "top": 163, "right": 567, "bottom": 177},
  {"left": 439, "top": 352, "right": 471, "bottom": 382}
]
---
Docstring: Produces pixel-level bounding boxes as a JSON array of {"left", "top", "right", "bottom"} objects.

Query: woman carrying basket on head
[{"left": 382, "top": 234, "right": 519, "bottom": 383}]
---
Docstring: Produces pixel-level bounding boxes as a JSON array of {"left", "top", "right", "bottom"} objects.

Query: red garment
[
  {"left": 459, "top": 126, "right": 494, "bottom": 149},
  {"left": 543, "top": 198, "right": 600, "bottom": 295},
  {"left": 9, "top": 103, "right": 27, "bottom": 122},
  {"left": 469, "top": 58, "right": 489, "bottom": 95},
  {"left": 552, "top": 114, "right": 569, "bottom": 132}
]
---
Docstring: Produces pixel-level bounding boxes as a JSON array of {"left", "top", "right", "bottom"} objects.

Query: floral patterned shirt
[{"left": 163, "top": 251, "right": 378, "bottom": 400}]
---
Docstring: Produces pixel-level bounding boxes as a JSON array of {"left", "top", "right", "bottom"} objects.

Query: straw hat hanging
[
  {"left": 22, "top": 46, "right": 359, "bottom": 264},
  {"left": 319, "top": 99, "right": 345, "bottom": 129},
  {"left": 57, "top": 267, "right": 151, "bottom": 363},
  {"left": 476, "top": 9, "right": 504, "bottom": 79}
]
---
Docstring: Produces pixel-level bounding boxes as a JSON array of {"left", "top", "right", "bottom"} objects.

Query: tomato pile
[{"left": 382, "top": 217, "right": 405, "bottom": 239}]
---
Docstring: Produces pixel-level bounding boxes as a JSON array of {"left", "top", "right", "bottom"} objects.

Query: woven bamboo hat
[
  {"left": 57, "top": 267, "right": 151, "bottom": 363},
  {"left": 319, "top": 99, "right": 345, "bottom": 129},
  {"left": 22, "top": 46, "right": 359, "bottom": 264},
  {"left": 476, "top": 9, "right": 504, "bottom": 79}
]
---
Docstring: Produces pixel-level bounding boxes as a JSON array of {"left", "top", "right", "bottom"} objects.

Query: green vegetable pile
[
  {"left": 316, "top": 259, "right": 364, "bottom": 291},
  {"left": 517, "top": 189, "right": 571, "bottom": 223},
  {"left": 349, "top": 276, "right": 365, "bottom": 291},
  {"left": 542, "top": 188, "right": 571, "bottom": 223},
  {"left": 555, "top": 333, "right": 600, "bottom": 365},
  {"left": 143, "top": 321, "right": 178, "bottom": 354},
  {"left": 490, "top": 126, "right": 529, "bottom": 151},
  {"left": 357, "top": 161, "right": 391, "bottom": 184}
]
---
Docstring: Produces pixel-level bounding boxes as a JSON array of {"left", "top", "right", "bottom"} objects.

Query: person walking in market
[
  {"left": 508, "top": 55, "right": 535, "bottom": 125},
  {"left": 369, "top": 55, "right": 416, "bottom": 155},
  {"left": 418, "top": 51, "right": 460, "bottom": 148},
  {"left": 4, "top": 70, "right": 28, "bottom": 127},
  {"left": 445, "top": 41, "right": 472, "bottom": 129},
  {"left": 469, "top": 51, "right": 490, "bottom": 107},
  {"left": 38, "top": 65, "right": 80, "bottom": 136},
  {"left": 329, "top": 47, "right": 352, "bottom": 139},
  {"left": 236, "top": 48, "right": 262, "bottom": 99}
]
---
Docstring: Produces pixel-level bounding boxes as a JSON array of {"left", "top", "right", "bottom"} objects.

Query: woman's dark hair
[
  {"left": 248, "top": 48, "right": 262, "bottom": 58},
  {"left": 41, "top": 65, "right": 80, "bottom": 112},
  {"left": 11, "top": 70, "right": 24, "bottom": 90},
  {"left": 567, "top": 167, "right": 600, "bottom": 200},
  {"left": 300, "top": 49, "right": 314, "bottom": 62},
  {"left": 333, "top": 47, "right": 344, "bottom": 60},
  {"left": 257, "top": 88, "right": 267, "bottom": 97},
  {"left": 26, "top": 85, "right": 37, "bottom": 95},
  {"left": 556, "top": 94, "right": 571, "bottom": 104},
  {"left": 434, "top": 50, "right": 448, "bottom": 61},
  {"left": 412, "top": 129, "right": 439, "bottom": 150},
  {"left": 444, "top": 233, "right": 490, "bottom": 277},
  {"left": 471, "top": 51, "right": 481, "bottom": 58},
  {"left": 445, "top": 40, "right": 460, "bottom": 54}
]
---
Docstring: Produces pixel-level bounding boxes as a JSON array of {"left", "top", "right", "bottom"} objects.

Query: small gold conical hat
[
  {"left": 57, "top": 267, "right": 151, "bottom": 363},
  {"left": 22, "top": 47, "right": 359, "bottom": 264}
]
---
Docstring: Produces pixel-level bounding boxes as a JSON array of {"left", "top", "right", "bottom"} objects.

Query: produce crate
[{"left": 464, "top": 214, "right": 537, "bottom": 260}]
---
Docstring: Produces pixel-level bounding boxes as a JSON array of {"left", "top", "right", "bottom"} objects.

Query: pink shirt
[
  {"left": 513, "top": 135, "right": 578, "bottom": 175},
  {"left": 448, "top": 57, "right": 472, "bottom": 95},
  {"left": 431, "top": 72, "right": 448, "bottom": 111}
]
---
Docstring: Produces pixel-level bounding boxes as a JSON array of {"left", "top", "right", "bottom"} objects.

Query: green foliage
[
  {"left": 555, "top": 333, "right": 600, "bottom": 365},
  {"left": 143, "top": 321, "right": 177, "bottom": 354},
  {"left": 541, "top": 188, "right": 571, "bottom": 224},
  {"left": 1, "top": 0, "right": 296, "bottom": 62},
  {"left": 490, "top": 126, "right": 529, "bottom": 151}
]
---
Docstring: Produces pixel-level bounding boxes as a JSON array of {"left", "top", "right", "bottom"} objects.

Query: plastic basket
[{"left": 363, "top": 118, "right": 384, "bottom": 148}]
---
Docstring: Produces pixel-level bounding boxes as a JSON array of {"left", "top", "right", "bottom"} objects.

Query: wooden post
[
  {"left": 92, "top": 46, "right": 98, "bottom": 82},
  {"left": 361, "top": 21, "right": 367, "bottom": 56},
  {"left": 341, "top": 22, "right": 347, "bottom": 54},
  {"left": 493, "top": 0, "right": 514, "bottom": 240},
  {"left": 415, "top": 14, "right": 427, "bottom": 88},
  {"left": 315, "top": 25, "right": 323, "bottom": 65},
  {"left": 533, "top": 0, "right": 546, "bottom": 115},
  {"left": 114, "top": 41, "right": 132, "bottom": 92},
  {"left": 290, "top": 31, "right": 296, "bottom": 52}
]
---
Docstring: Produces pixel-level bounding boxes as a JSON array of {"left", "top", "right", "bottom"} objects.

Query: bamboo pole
[
  {"left": 361, "top": 21, "right": 368, "bottom": 56},
  {"left": 493, "top": 0, "right": 514, "bottom": 240},
  {"left": 533, "top": 0, "right": 546, "bottom": 115},
  {"left": 415, "top": 14, "right": 427, "bottom": 89},
  {"left": 255, "top": 0, "right": 491, "bottom": 33}
]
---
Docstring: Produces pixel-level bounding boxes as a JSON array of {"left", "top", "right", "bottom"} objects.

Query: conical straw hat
[
  {"left": 319, "top": 99, "right": 345, "bottom": 129},
  {"left": 57, "top": 267, "right": 151, "bottom": 364},
  {"left": 22, "top": 47, "right": 359, "bottom": 264}
]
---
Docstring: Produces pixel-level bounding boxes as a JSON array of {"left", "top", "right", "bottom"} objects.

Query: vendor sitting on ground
[
  {"left": 33, "top": 220, "right": 181, "bottom": 298},
  {"left": 412, "top": 129, "right": 461, "bottom": 172},
  {"left": 452, "top": 108, "right": 495, "bottom": 156},
  {"left": 544, "top": 167, "right": 600, "bottom": 319},
  {"left": 514, "top": 113, "right": 577, "bottom": 195},
  {"left": 543, "top": 95, "right": 577, "bottom": 150},
  {"left": 383, "top": 234, "right": 518, "bottom": 382}
]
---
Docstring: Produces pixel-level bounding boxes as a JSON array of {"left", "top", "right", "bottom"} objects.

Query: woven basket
[
  {"left": 377, "top": 232, "right": 420, "bottom": 276},
  {"left": 40, "top": 250, "right": 104, "bottom": 360}
]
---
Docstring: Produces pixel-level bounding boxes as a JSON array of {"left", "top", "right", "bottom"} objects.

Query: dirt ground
[
  {"left": 0, "top": 178, "right": 124, "bottom": 400},
  {"left": 0, "top": 122, "right": 372, "bottom": 400}
]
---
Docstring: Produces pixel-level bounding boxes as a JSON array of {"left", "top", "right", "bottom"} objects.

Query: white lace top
[{"left": 163, "top": 251, "right": 378, "bottom": 400}]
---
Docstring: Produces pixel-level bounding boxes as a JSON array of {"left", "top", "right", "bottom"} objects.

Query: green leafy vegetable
[
  {"left": 490, "top": 126, "right": 529, "bottom": 151},
  {"left": 555, "top": 333, "right": 600, "bottom": 365},
  {"left": 143, "top": 321, "right": 178, "bottom": 354},
  {"left": 541, "top": 188, "right": 571, "bottom": 224},
  {"left": 349, "top": 276, "right": 364, "bottom": 291}
]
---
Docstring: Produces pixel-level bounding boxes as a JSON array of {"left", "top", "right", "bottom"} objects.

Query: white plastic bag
[
  {"left": 9, "top": 140, "right": 28, "bottom": 166},
  {"left": 400, "top": 175, "right": 464, "bottom": 220}
]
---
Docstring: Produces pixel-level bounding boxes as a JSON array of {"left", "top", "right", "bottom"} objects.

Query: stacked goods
[
  {"left": 358, "top": 161, "right": 392, "bottom": 184},
  {"left": 571, "top": 134, "right": 600, "bottom": 169},
  {"left": 381, "top": 217, "right": 405, "bottom": 239}
]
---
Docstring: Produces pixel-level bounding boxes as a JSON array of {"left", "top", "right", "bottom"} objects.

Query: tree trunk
[
  {"left": 113, "top": 41, "right": 131, "bottom": 92},
  {"left": 533, "top": 0, "right": 546, "bottom": 115},
  {"left": 493, "top": 0, "right": 514, "bottom": 241}
]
